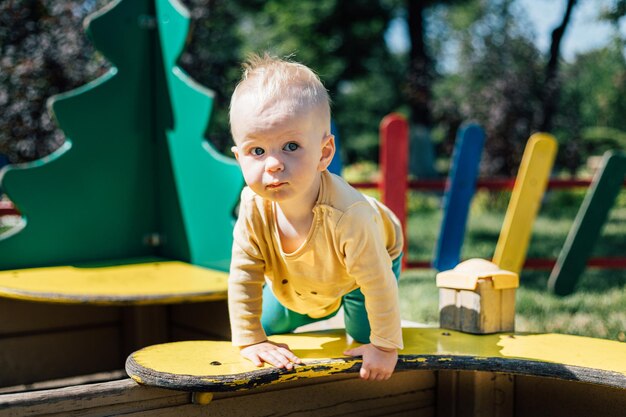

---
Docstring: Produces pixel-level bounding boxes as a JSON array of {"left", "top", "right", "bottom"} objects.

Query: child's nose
[{"left": 265, "top": 155, "right": 284, "bottom": 172}]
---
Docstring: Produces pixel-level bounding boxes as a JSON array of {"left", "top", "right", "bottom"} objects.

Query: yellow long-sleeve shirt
[{"left": 228, "top": 170, "right": 404, "bottom": 349}]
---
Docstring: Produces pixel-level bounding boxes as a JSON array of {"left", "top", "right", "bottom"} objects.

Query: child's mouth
[{"left": 266, "top": 182, "right": 286, "bottom": 190}]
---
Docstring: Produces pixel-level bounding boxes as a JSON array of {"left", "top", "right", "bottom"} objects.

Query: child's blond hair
[{"left": 230, "top": 53, "right": 330, "bottom": 123}]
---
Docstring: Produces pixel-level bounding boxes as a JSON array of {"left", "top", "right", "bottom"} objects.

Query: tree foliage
[
  {"left": 235, "top": 0, "right": 405, "bottom": 163},
  {"left": 554, "top": 39, "right": 626, "bottom": 172},
  {"left": 2, "top": 0, "right": 626, "bottom": 177},
  {"left": 405, "top": 0, "right": 471, "bottom": 127},
  {"left": 540, "top": 0, "right": 578, "bottom": 132},
  {"left": 431, "top": 0, "right": 544, "bottom": 175},
  {"left": 0, "top": 0, "right": 111, "bottom": 163},
  {"left": 177, "top": 0, "right": 245, "bottom": 152}
]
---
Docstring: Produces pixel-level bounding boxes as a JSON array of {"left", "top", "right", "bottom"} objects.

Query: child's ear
[
  {"left": 231, "top": 146, "right": 240, "bottom": 162},
  {"left": 318, "top": 134, "right": 336, "bottom": 171}
]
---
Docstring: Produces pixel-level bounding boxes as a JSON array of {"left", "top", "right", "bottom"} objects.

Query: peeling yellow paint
[
  {"left": 192, "top": 392, "right": 213, "bottom": 405},
  {"left": 192, "top": 359, "right": 356, "bottom": 387},
  {"left": 403, "top": 357, "right": 428, "bottom": 364}
]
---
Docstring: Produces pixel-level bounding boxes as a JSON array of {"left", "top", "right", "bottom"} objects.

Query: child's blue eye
[
  {"left": 251, "top": 147, "right": 264, "bottom": 156},
  {"left": 284, "top": 142, "right": 299, "bottom": 152}
]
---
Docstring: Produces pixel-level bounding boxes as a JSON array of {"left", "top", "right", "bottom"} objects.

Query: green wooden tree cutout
[
  {"left": 156, "top": 0, "right": 242, "bottom": 271},
  {"left": 0, "top": 0, "right": 243, "bottom": 271}
]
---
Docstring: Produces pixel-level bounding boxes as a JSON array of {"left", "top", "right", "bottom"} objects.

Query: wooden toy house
[{"left": 436, "top": 258, "right": 519, "bottom": 334}]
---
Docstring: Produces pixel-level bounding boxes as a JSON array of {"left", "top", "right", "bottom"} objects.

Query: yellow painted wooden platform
[
  {"left": 0, "top": 259, "right": 228, "bottom": 305},
  {"left": 126, "top": 327, "right": 626, "bottom": 392}
]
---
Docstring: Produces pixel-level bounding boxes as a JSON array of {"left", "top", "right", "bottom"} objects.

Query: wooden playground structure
[{"left": 1, "top": 0, "right": 625, "bottom": 416}]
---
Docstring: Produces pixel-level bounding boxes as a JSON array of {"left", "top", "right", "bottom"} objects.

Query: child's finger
[
  {"left": 359, "top": 366, "right": 370, "bottom": 380},
  {"left": 277, "top": 347, "right": 302, "bottom": 364},
  {"left": 261, "top": 350, "right": 291, "bottom": 369},
  {"left": 248, "top": 353, "right": 263, "bottom": 367},
  {"left": 343, "top": 347, "right": 363, "bottom": 357}
]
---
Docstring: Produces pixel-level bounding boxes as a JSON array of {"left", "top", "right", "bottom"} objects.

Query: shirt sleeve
[
  {"left": 228, "top": 190, "right": 268, "bottom": 347},
  {"left": 338, "top": 202, "right": 404, "bottom": 350}
]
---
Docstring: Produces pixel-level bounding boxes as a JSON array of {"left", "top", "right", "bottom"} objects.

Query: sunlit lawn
[{"left": 400, "top": 189, "right": 626, "bottom": 342}]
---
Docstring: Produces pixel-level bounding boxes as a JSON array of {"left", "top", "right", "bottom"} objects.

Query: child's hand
[
  {"left": 239, "top": 340, "right": 302, "bottom": 370},
  {"left": 343, "top": 344, "right": 398, "bottom": 381}
]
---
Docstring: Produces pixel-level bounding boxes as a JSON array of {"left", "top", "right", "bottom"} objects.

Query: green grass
[{"left": 400, "top": 189, "right": 626, "bottom": 342}]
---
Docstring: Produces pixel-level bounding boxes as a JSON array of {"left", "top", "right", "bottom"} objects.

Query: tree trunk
[
  {"left": 406, "top": 0, "right": 432, "bottom": 127},
  {"left": 540, "top": 0, "right": 578, "bottom": 132}
]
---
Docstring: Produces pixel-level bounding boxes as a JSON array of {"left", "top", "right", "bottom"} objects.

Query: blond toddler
[{"left": 228, "top": 53, "right": 404, "bottom": 381}]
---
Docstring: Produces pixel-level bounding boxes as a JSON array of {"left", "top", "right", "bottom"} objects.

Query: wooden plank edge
[
  {"left": 0, "top": 379, "right": 187, "bottom": 415},
  {"left": 0, "top": 289, "right": 227, "bottom": 306},
  {"left": 0, "top": 370, "right": 127, "bottom": 395},
  {"left": 126, "top": 354, "right": 626, "bottom": 393}
]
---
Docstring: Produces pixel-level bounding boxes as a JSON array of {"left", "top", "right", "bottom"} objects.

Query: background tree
[
  {"left": 554, "top": 40, "right": 626, "bottom": 173},
  {"left": 431, "top": 0, "right": 544, "bottom": 175},
  {"left": 0, "top": 0, "right": 245, "bottom": 161},
  {"left": 0, "top": 0, "right": 111, "bottom": 163},
  {"left": 178, "top": 0, "right": 244, "bottom": 152},
  {"left": 406, "top": 0, "right": 434, "bottom": 128},
  {"left": 402, "top": 0, "right": 473, "bottom": 179},
  {"left": 235, "top": 0, "right": 404, "bottom": 163},
  {"left": 540, "top": 0, "right": 578, "bottom": 133},
  {"left": 602, "top": 0, "right": 626, "bottom": 22},
  {"left": 405, "top": 0, "right": 471, "bottom": 128}
]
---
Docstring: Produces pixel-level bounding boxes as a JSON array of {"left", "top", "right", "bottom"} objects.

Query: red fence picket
[{"left": 379, "top": 114, "right": 408, "bottom": 267}]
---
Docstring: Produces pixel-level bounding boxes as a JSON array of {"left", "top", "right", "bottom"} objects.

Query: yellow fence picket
[{"left": 493, "top": 133, "right": 557, "bottom": 273}]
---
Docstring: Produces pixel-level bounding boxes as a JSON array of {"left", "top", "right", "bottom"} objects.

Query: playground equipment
[
  {"left": 120, "top": 329, "right": 625, "bottom": 415},
  {"left": 492, "top": 133, "right": 558, "bottom": 274},
  {"left": 549, "top": 151, "right": 626, "bottom": 295},
  {"left": 0, "top": 0, "right": 242, "bottom": 388},
  {"left": 436, "top": 259, "right": 518, "bottom": 334},
  {"left": 1, "top": 1, "right": 625, "bottom": 415},
  {"left": 380, "top": 114, "right": 409, "bottom": 263},
  {"left": 367, "top": 133, "right": 615, "bottom": 277},
  {"left": 0, "top": 0, "right": 242, "bottom": 272},
  {"left": 1, "top": 328, "right": 624, "bottom": 415},
  {"left": 433, "top": 123, "right": 485, "bottom": 272},
  {"left": 434, "top": 131, "right": 557, "bottom": 274},
  {"left": 434, "top": 131, "right": 555, "bottom": 336}
]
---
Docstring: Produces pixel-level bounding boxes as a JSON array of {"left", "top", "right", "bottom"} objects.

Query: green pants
[{"left": 261, "top": 254, "right": 402, "bottom": 344}]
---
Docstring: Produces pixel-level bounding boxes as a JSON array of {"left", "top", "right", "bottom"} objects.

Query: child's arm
[
  {"left": 229, "top": 189, "right": 303, "bottom": 370},
  {"left": 240, "top": 340, "right": 302, "bottom": 370},
  {"left": 338, "top": 202, "right": 404, "bottom": 380},
  {"left": 343, "top": 344, "right": 397, "bottom": 381},
  {"left": 228, "top": 189, "right": 272, "bottom": 352}
]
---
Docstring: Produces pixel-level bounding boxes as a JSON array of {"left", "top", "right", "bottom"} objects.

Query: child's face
[{"left": 231, "top": 97, "right": 334, "bottom": 206}]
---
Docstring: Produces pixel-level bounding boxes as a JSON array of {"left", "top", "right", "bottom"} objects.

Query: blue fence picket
[
  {"left": 432, "top": 123, "right": 485, "bottom": 271},
  {"left": 328, "top": 120, "right": 342, "bottom": 176}
]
